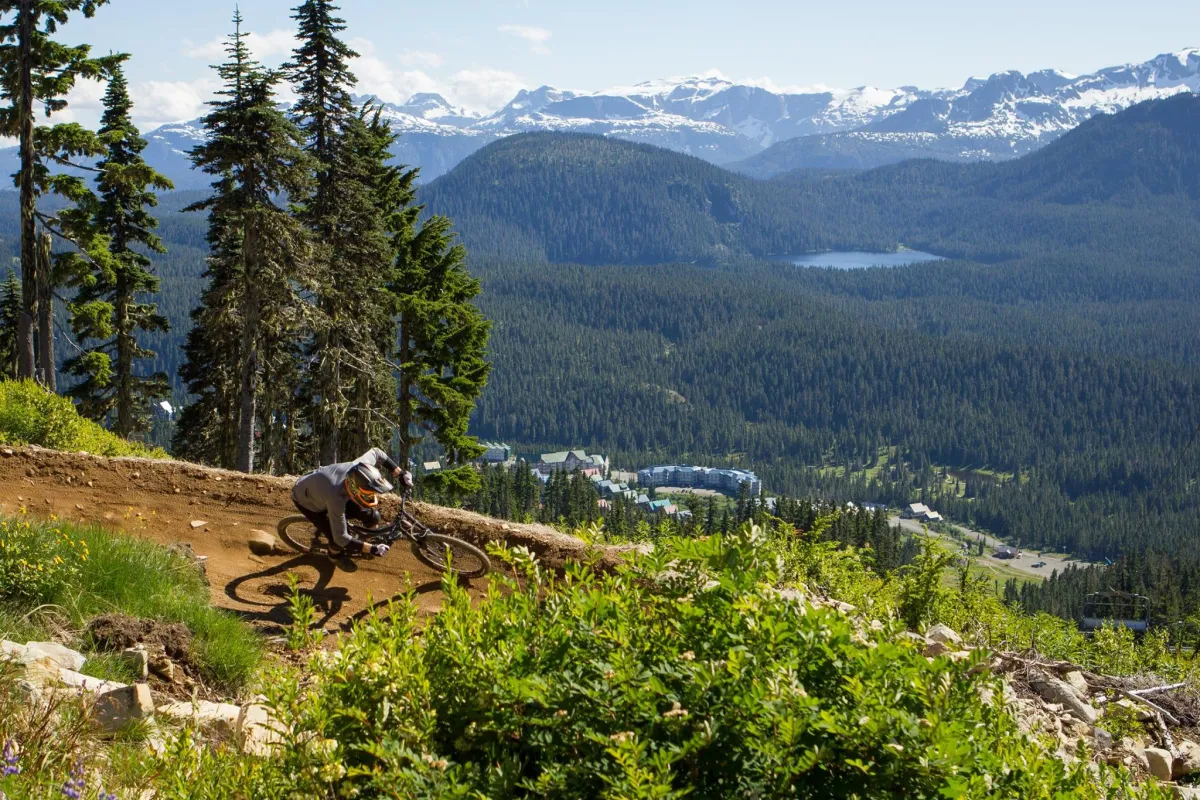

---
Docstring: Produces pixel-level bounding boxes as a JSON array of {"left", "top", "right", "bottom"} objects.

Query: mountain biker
[{"left": 291, "top": 448, "right": 414, "bottom": 557}]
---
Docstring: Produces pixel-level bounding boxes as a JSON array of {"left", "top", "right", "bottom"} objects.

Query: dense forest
[{"left": 2, "top": 51, "right": 1200, "bottom": 624}]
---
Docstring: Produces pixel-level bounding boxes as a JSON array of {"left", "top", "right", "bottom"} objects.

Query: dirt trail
[{"left": 0, "top": 446, "right": 620, "bottom": 633}]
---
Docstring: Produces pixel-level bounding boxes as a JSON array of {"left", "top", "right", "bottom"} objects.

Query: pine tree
[
  {"left": 286, "top": 1, "right": 405, "bottom": 465},
  {"left": 0, "top": 268, "right": 20, "bottom": 378},
  {"left": 65, "top": 63, "right": 173, "bottom": 436},
  {"left": 286, "top": 0, "right": 357, "bottom": 463},
  {"left": 393, "top": 212, "right": 491, "bottom": 495},
  {"left": 0, "top": 0, "right": 120, "bottom": 385},
  {"left": 175, "top": 12, "right": 313, "bottom": 472}
]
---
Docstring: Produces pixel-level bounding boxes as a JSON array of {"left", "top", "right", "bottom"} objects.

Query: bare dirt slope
[{"left": 0, "top": 446, "right": 620, "bottom": 633}]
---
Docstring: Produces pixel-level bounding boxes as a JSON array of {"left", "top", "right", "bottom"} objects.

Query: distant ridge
[{"left": 420, "top": 94, "right": 1200, "bottom": 264}]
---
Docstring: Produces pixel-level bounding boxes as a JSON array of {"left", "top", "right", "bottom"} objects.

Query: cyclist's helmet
[{"left": 345, "top": 463, "right": 393, "bottom": 509}]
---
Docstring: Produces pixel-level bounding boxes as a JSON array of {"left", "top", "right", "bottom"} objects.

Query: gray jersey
[{"left": 292, "top": 448, "right": 397, "bottom": 548}]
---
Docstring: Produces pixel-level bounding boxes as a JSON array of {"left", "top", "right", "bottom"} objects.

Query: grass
[
  {"left": 0, "top": 379, "right": 166, "bottom": 458},
  {"left": 0, "top": 514, "right": 261, "bottom": 692}
]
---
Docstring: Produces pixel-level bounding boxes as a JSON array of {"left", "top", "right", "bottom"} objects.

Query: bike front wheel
[
  {"left": 277, "top": 514, "right": 326, "bottom": 555},
  {"left": 410, "top": 533, "right": 490, "bottom": 579}
]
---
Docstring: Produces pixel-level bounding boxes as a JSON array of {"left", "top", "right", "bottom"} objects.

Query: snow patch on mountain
[{"left": 22, "top": 47, "right": 1196, "bottom": 185}]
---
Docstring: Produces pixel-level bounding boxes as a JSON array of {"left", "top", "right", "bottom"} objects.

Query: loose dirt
[{"left": 0, "top": 446, "right": 622, "bottom": 633}]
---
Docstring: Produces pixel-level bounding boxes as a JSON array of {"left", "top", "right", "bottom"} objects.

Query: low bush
[
  {"left": 0, "top": 379, "right": 166, "bottom": 458},
  {"left": 246, "top": 527, "right": 1166, "bottom": 798},
  {"left": 0, "top": 515, "right": 260, "bottom": 692}
]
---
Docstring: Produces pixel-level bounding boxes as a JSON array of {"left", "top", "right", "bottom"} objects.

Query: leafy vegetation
[
  {"left": 0, "top": 514, "right": 260, "bottom": 690},
  {"left": 0, "top": 379, "right": 165, "bottom": 457}
]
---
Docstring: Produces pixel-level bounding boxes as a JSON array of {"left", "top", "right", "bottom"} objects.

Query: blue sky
[{"left": 53, "top": 0, "right": 1200, "bottom": 128}]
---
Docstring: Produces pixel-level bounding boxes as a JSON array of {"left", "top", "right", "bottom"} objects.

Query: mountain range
[
  {"left": 421, "top": 92, "right": 1200, "bottom": 265},
  {"left": 1, "top": 48, "right": 1198, "bottom": 189}
]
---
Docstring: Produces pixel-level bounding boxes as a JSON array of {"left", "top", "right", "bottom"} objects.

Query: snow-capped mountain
[
  {"left": 736, "top": 49, "right": 1200, "bottom": 176},
  {"left": 4, "top": 48, "right": 1197, "bottom": 186}
]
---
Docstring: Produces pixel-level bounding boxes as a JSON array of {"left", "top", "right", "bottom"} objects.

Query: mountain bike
[{"left": 276, "top": 495, "right": 491, "bottom": 579}]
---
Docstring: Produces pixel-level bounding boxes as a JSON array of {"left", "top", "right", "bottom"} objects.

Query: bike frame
[{"left": 346, "top": 497, "right": 433, "bottom": 546}]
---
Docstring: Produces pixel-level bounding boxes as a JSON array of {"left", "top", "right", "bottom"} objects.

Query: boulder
[
  {"left": 1, "top": 640, "right": 86, "bottom": 672},
  {"left": 158, "top": 700, "right": 242, "bottom": 738},
  {"left": 95, "top": 684, "right": 155, "bottom": 733},
  {"left": 248, "top": 530, "right": 281, "bottom": 556},
  {"left": 166, "top": 542, "right": 209, "bottom": 585},
  {"left": 1145, "top": 747, "right": 1174, "bottom": 781},
  {"left": 1174, "top": 739, "right": 1200, "bottom": 780},
  {"left": 17, "top": 659, "right": 124, "bottom": 694},
  {"left": 237, "top": 702, "right": 284, "bottom": 756},
  {"left": 1114, "top": 697, "right": 1155, "bottom": 722},
  {"left": 1063, "top": 670, "right": 1090, "bottom": 697},
  {"left": 923, "top": 640, "right": 950, "bottom": 658},
  {"left": 1032, "top": 678, "right": 1098, "bottom": 725},
  {"left": 119, "top": 647, "right": 150, "bottom": 681},
  {"left": 925, "top": 624, "right": 961, "bottom": 646},
  {"left": 1092, "top": 727, "right": 1114, "bottom": 751}
]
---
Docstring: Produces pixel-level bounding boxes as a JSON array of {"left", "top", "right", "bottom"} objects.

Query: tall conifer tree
[
  {"left": 66, "top": 63, "right": 173, "bottom": 437},
  {"left": 175, "top": 12, "right": 313, "bottom": 472},
  {"left": 0, "top": 0, "right": 119, "bottom": 385},
  {"left": 393, "top": 212, "right": 492, "bottom": 493},
  {"left": 286, "top": 0, "right": 392, "bottom": 464}
]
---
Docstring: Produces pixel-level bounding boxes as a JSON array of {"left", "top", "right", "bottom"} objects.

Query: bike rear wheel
[
  {"left": 410, "top": 533, "right": 490, "bottom": 579},
  {"left": 277, "top": 515, "right": 328, "bottom": 555}
]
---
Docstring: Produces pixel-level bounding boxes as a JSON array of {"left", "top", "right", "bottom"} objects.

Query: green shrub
[
  {"left": 252, "top": 526, "right": 1163, "bottom": 799},
  {"left": 0, "top": 516, "right": 84, "bottom": 603},
  {"left": 0, "top": 379, "right": 166, "bottom": 457},
  {"left": 0, "top": 515, "right": 260, "bottom": 692}
]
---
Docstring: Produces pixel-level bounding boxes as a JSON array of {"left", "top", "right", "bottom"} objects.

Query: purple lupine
[
  {"left": 60, "top": 758, "right": 85, "bottom": 799},
  {"left": 1, "top": 739, "right": 18, "bottom": 777}
]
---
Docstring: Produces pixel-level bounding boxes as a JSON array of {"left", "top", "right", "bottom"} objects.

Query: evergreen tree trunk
[
  {"left": 236, "top": 246, "right": 261, "bottom": 473},
  {"left": 35, "top": 230, "right": 54, "bottom": 391},
  {"left": 16, "top": 0, "right": 36, "bottom": 380},
  {"left": 115, "top": 289, "right": 133, "bottom": 437},
  {"left": 317, "top": 326, "right": 340, "bottom": 464},
  {"left": 396, "top": 317, "right": 413, "bottom": 468}
]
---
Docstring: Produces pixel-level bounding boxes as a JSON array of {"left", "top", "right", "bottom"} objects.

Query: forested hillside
[
  {"left": 417, "top": 132, "right": 895, "bottom": 263},
  {"left": 424, "top": 94, "right": 1200, "bottom": 268}
]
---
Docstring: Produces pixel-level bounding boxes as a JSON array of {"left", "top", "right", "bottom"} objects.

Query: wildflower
[
  {"left": 61, "top": 757, "right": 85, "bottom": 799},
  {"left": 3, "top": 739, "right": 20, "bottom": 777},
  {"left": 609, "top": 731, "right": 634, "bottom": 743},
  {"left": 663, "top": 701, "right": 689, "bottom": 719},
  {"left": 680, "top": 650, "right": 695, "bottom": 661}
]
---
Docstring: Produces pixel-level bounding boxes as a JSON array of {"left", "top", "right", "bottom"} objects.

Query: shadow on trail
[
  {"left": 224, "top": 554, "right": 347, "bottom": 632},
  {"left": 345, "top": 578, "right": 448, "bottom": 628}
]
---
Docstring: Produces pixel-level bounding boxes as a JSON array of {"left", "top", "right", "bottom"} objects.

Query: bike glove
[{"left": 370, "top": 543, "right": 390, "bottom": 557}]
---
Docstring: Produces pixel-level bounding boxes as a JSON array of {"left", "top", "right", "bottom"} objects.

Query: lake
[{"left": 778, "top": 250, "right": 945, "bottom": 269}]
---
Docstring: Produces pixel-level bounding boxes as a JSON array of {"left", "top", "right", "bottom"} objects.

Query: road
[{"left": 888, "top": 515, "right": 1088, "bottom": 582}]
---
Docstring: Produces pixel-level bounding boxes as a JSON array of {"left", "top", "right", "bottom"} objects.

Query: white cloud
[
  {"left": 399, "top": 50, "right": 444, "bottom": 69},
  {"left": 57, "top": 77, "right": 108, "bottom": 125},
  {"left": 131, "top": 78, "right": 220, "bottom": 127},
  {"left": 451, "top": 68, "right": 527, "bottom": 113},
  {"left": 499, "top": 24, "right": 552, "bottom": 55},
  {"left": 348, "top": 38, "right": 440, "bottom": 105},
  {"left": 185, "top": 28, "right": 298, "bottom": 62}
]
